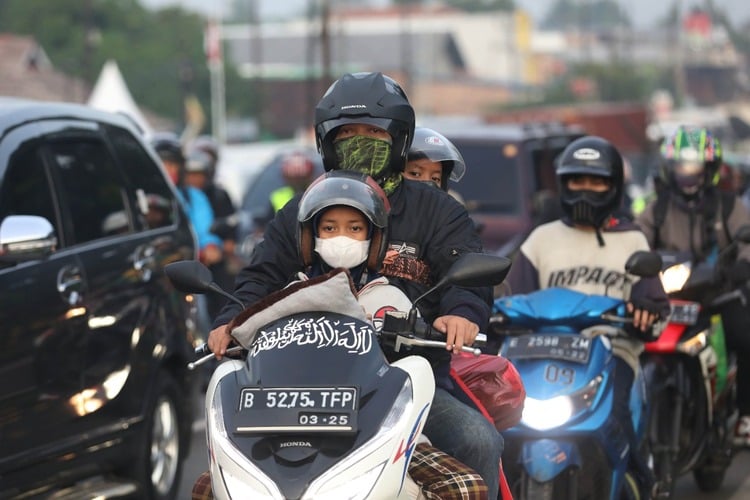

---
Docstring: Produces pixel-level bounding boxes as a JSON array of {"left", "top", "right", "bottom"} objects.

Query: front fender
[{"left": 521, "top": 439, "right": 581, "bottom": 483}]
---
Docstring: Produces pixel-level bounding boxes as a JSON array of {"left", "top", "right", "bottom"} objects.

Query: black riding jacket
[{"left": 214, "top": 179, "right": 492, "bottom": 381}]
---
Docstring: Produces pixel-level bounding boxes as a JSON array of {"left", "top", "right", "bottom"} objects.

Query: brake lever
[
  {"left": 600, "top": 313, "right": 634, "bottom": 323},
  {"left": 188, "top": 345, "right": 245, "bottom": 370}
]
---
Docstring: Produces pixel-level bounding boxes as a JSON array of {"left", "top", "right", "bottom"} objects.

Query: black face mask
[{"left": 564, "top": 189, "right": 614, "bottom": 228}]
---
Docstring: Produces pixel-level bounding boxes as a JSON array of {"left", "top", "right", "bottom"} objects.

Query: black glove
[
  {"left": 629, "top": 296, "right": 668, "bottom": 318},
  {"left": 626, "top": 296, "right": 667, "bottom": 342}
]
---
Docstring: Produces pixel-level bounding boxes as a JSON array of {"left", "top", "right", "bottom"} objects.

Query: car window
[
  {"left": 48, "top": 139, "right": 131, "bottom": 243},
  {"left": 240, "top": 151, "right": 324, "bottom": 218},
  {"left": 451, "top": 142, "right": 522, "bottom": 215},
  {"left": 0, "top": 146, "right": 58, "bottom": 240},
  {"left": 241, "top": 156, "right": 285, "bottom": 216},
  {"left": 105, "top": 125, "right": 177, "bottom": 229}
]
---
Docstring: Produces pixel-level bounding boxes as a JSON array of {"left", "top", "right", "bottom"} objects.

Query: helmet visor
[
  {"left": 674, "top": 161, "right": 704, "bottom": 176},
  {"left": 299, "top": 172, "right": 390, "bottom": 228},
  {"left": 671, "top": 161, "right": 705, "bottom": 193},
  {"left": 408, "top": 129, "right": 466, "bottom": 182},
  {"left": 318, "top": 117, "right": 397, "bottom": 144}
]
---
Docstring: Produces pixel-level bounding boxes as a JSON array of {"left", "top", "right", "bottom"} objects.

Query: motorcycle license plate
[
  {"left": 503, "top": 334, "right": 591, "bottom": 364},
  {"left": 234, "top": 387, "right": 358, "bottom": 433},
  {"left": 669, "top": 300, "right": 700, "bottom": 325}
]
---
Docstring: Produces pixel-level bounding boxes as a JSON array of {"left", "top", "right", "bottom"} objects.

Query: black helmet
[
  {"left": 407, "top": 127, "right": 466, "bottom": 190},
  {"left": 298, "top": 170, "right": 390, "bottom": 273},
  {"left": 556, "top": 135, "right": 624, "bottom": 227},
  {"left": 314, "top": 72, "right": 415, "bottom": 176},
  {"left": 151, "top": 132, "right": 184, "bottom": 165}
]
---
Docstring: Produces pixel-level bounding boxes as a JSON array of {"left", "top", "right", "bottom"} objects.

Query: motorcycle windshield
[{"left": 493, "top": 287, "right": 623, "bottom": 329}]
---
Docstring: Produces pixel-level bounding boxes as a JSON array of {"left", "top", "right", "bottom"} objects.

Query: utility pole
[
  {"left": 399, "top": 2, "right": 413, "bottom": 94},
  {"left": 321, "top": 0, "right": 332, "bottom": 88},
  {"left": 206, "top": 17, "right": 226, "bottom": 144},
  {"left": 251, "top": 0, "right": 264, "bottom": 138},
  {"left": 673, "top": 0, "right": 687, "bottom": 106}
]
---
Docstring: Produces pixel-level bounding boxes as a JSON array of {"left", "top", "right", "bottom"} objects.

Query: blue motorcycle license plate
[
  {"left": 503, "top": 334, "right": 591, "bottom": 363},
  {"left": 234, "top": 387, "right": 358, "bottom": 433}
]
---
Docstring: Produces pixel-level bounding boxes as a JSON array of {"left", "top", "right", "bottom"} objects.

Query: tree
[
  {"left": 0, "top": 0, "right": 256, "bottom": 131},
  {"left": 541, "top": 0, "right": 631, "bottom": 31},
  {"left": 531, "top": 61, "right": 672, "bottom": 106}
]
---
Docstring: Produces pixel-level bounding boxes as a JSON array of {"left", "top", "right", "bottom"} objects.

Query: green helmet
[{"left": 660, "top": 126, "right": 722, "bottom": 196}]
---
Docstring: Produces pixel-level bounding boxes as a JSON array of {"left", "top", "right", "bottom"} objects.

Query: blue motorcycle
[{"left": 490, "top": 251, "right": 660, "bottom": 500}]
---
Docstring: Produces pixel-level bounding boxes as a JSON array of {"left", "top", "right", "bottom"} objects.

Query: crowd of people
[{"left": 148, "top": 71, "right": 750, "bottom": 500}]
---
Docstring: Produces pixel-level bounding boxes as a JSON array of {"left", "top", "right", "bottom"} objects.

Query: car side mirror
[{"left": 0, "top": 215, "right": 57, "bottom": 263}]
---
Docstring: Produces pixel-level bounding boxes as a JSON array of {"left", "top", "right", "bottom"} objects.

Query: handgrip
[
  {"left": 394, "top": 336, "right": 482, "bottom": 356},
  {"left": 187, "top": 344, "right": 244, "bottom": 370}
]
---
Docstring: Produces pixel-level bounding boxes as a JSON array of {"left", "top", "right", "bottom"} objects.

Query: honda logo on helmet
[{"left": 572, "top": 148, "right": 601, "bottom": 161}]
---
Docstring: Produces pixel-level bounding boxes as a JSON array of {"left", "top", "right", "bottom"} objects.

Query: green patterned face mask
[{"left": 334, "top": 135, "right": 402, "bottom": 194}]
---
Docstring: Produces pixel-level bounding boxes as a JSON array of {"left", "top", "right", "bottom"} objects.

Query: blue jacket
[{"left": 177, "top": 186, "right": 222, "bottom": 250}]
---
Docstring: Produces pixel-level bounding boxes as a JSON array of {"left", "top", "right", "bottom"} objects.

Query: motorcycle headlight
[
  {"left": 521, "top": 375, "right": 602, "bottom": 431},
  {"left": 660, "top": 263, "right": 692, "bottom": 294}
]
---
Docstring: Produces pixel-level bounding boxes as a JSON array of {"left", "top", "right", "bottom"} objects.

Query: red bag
[{"left": 450, "top": 353, "right": 526, "bottom": 432}]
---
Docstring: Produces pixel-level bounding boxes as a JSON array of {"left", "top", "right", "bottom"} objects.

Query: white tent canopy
[{"left": 87, "top": 59, "right": 153, "bottom": 136}]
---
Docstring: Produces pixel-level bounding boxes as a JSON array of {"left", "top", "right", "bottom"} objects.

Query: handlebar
[
  {"left": 395, "top": 335, "right": 482, "bottom": 356},
  {"left": 188, "top": 327, "right": 487, "bottom": 370},
  {"left": 188, "top": 344, "right": 244, "bottom": 370}
]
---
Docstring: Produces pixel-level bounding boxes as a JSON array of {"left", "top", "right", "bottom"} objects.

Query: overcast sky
[{"left": 142, "top": 0, "right": 749, "bottom": 28}]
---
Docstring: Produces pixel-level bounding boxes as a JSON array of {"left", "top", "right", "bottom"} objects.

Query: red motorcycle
[{"left": 641, "top": 226, "right": 750, "bottom": 497}]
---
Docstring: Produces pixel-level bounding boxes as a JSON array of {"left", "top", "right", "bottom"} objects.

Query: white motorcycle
[{"left": 166, "top": 253, "right": 511, "bottom": 499}]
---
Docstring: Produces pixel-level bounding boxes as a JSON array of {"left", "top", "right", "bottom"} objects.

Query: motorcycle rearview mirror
[
  {"left": 624, "top": 250, "right": 662, "bottom": 278},
  {"left": 411, "top": 253, "right": 513, "bottom": 308},
  {"left": 164, "top": 260, "right": 245, "bottom": 309}
]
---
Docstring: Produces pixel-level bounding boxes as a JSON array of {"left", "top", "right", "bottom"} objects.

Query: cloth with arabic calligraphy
[{"left": 228, "top": 268, "right": 367, "bottom": 348}]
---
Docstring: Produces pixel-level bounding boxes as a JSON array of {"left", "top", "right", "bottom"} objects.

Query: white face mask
[{"left": 315, "top": 236, "right": 370, "bottom": 269}]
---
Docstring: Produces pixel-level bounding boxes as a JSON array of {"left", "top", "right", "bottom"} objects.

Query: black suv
[
  {"left": 430, "top": 121, "right": 583, "bottom": 255},
  {"left": 0, "top": 99, "right": 198, "bottom": 499}
]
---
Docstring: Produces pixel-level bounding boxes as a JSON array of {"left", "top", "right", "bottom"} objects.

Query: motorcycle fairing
[
  {"left": 493, "top": 287, "right": 623, "bottom": 328},
  {"left": 644, "top": 321, "right": 687, "bottom": 353},
  {"left": 521, "top": 439, "right": 581, "bottom": 482},
  {"left": 207, "top": 312, "right": 437, "bottom": 499},
  {"left": 510, "top": 335, "right": 613, "bottom": 404},
  {"left": 496, "top": 288, "right": 646, "bottom": 498}
]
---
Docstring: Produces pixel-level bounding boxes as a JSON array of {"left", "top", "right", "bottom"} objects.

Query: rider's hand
[
  {"left": 626, "top": 299, "right": 661, "bottom": 332},
  {"left": 200, "top": 244, "right": 223, "bottom": 266},
  {"left": 432, "top": 315, "right": 479, "bottom": 354},
  {"left": 208, "top": 324, "right": 233, "bottom": 360}
]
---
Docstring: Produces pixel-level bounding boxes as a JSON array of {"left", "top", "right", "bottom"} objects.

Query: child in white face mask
[
  {"left": 297, "top": 170, "right": 390, "bottom": 289},
  {"left": 314, "top": 205, "right": 372, "bottom": 269}
]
